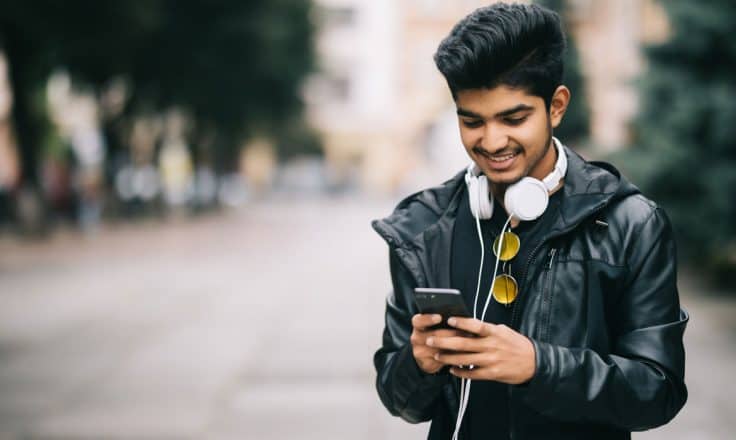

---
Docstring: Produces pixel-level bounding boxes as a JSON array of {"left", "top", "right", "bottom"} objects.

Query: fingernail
[
  {"left": 447, "top": 317, "right": 457, "bottom": 326},
  {"left": 434, "top": 353, "right": 440, "bottom": 361},
  {"left": 432, "top": 314, "right": 442, "bottom": 323},
  {"left": 426, "top": 337, "right": 434, "bottom": 346}
]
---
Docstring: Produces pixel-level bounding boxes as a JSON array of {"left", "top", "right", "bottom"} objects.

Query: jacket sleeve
[
  {"left": 523, "top": 207, "right": 688, "bottom": 431},
  {"left": 374, "top": 248, "right": 449, "bottom": 423}
]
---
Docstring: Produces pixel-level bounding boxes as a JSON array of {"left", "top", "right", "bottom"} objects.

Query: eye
[
  {"left": 462, "top": 119, "right": 483, "bottom": 128},
  {"left": 504, "top": 116, "right": 528, "bottom": 126}
]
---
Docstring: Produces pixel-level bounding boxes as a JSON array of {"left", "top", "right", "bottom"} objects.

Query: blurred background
[{"left": 0, "top": 0, "right": 734, "bottom": 438}]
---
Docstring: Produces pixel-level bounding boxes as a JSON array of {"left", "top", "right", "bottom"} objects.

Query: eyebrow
[{"left": 456, "top": 103, "right": 535, "bottom": 119}]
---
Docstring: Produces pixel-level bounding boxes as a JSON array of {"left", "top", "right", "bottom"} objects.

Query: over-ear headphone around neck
[{"left": 464, "top": 136, "right": 567, "bottom": 222}]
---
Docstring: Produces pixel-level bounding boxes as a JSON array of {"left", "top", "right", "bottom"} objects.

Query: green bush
[{"left": 618, "top": 0, "right": 736, "bottom": 280}]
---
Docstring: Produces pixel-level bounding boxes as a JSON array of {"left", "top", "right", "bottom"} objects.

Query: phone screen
[{"left": 414, "top": 288, "right": 471, "bottom": 327}]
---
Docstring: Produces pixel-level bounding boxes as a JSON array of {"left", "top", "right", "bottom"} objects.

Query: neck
[
  {"left": 529, "top": 137, "right": 558, "bottom": 181},
  {"left": 491, "top": 137, "right": 558, "bottom": 201}
]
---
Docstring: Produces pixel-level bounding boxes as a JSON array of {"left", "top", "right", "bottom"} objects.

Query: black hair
[{"left": 433, "top": 2, "right": 566, "bottom": 108}]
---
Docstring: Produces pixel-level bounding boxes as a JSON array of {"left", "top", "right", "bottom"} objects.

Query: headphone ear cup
[
  {"left": 465, "top": 167, "right": 494, "bottom": 219},
  {"left": 504, "top": 177, "right": 548, "bottom": 221}
]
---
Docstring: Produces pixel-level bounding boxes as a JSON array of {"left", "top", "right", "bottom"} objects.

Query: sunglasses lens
[
  {"left": 492, "top": 274, "right": 518, "bottom": 305},
  {"left": 493, "top": 231, "right": 520, "bottom": 261}
]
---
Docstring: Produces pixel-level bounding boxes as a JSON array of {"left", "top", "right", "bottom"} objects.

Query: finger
[
  {"left": 413, "top": 344, "right": 438, "bottom": 355},
  {"left": 413, "top": 347, "right": 444, "bottom": 369},
  {"left": 414, "top": 348, "right": 440, "bottom": 363},
  {"left": 426, "top": 335, "right": 485, "bottom": 353},
  {"left": 430, "top": 329, "right": 468, "bottom": 338},
  {"left": 412, "top": 350, "right": 444, "bottom": 374},
  {"left": 412, "top": 313, "right": 442, "bottom": 331},
  {"left": 422, "top": 328, "right": 475, "bottom": 338},
  {"left": 409, "top": 331, "right": 424, "bottom": 346},
  {"left": 447, "top": 317, "right": 494, "bottom": 336},
  {"left": 415, "top": 329, "right": 467, "bottom": 347},
  {"left": 434, "top": 351, "right": 487, "bottom": 367},
  {"left": 449, "top": 366, "right": 489, "bottom": 380},
  {"left": 411, "top": 331, "right": 432, "bottom": 348}
]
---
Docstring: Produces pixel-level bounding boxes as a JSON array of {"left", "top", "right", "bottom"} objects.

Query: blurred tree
[
  {"left": 125, "top": 0, "right": 317, "bottom": 169},
  {"left": 0, "top": 0, "right": 317, "bottom": 227},
  {"left": 0, "top": 1, "right": 158, "bottom": 178},
  {"left": 622, "top": 0, "right": 736, "bottom": 280},
  {"left": 0, "top": 2, "right": 154, "bottom": 232},
  {"left": 536, "top": 0, "right": 590, "bottom": 144}
]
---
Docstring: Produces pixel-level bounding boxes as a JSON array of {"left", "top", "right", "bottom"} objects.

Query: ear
[{"left": 549, "top": 85, "right": 570, "bottom": 129}]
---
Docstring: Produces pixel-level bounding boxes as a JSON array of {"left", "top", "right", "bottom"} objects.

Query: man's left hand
[{"left": 426, "top": 317, "right": 536, "bottom": 385}]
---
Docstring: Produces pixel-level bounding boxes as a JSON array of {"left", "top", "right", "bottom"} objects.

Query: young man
[{"left": 371, "top": 3, "right": 688, "bottom": 439}]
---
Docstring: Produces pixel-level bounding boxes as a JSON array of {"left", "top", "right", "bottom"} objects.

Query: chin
[{"left": 481, "top": 167, "right": 525, "bottom": 186}]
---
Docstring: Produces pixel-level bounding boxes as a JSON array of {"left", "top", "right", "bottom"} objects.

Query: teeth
[{"left": 489, "top": 153, "right": 516, "bottom": 162}]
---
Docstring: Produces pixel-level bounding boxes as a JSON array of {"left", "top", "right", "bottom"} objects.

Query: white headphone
[{"left": 464, "top": 136, "right": 567, "bottom": 221}]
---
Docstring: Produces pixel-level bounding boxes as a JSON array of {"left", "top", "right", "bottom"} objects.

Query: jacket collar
[{"left": 550, "top": 148, "right": 631, "bottom": 236}]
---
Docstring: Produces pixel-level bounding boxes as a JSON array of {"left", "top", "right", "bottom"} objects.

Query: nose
[{"left": 480, "top": 123, "right": 509, "bottom": 154}]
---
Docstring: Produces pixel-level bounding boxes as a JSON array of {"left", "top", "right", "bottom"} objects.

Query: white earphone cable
[
  {"left": 452, "top": 187, "right": 513, "bottom": 440},
  {"left": 455, "top": 142, "right": 564, "bottom": 438},
  {"left": 481, "top": 216, "right": 512, "bottom": 322}
]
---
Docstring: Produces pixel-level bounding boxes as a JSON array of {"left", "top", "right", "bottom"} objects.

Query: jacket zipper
[
  {"left": 506, "top": 205, "right": 607, "bottom": 439},
  {"left": 541, "top": 248, "right": 557, "bottom": 341},
  {"left": 509, "top": 202, "right": 607, "bottom": 330},
  {"left": 510, "top": 240, "right": 546, "bottom": 329},
  {"left": 507, "top": 242, "right": 548, "bottom": 440}
]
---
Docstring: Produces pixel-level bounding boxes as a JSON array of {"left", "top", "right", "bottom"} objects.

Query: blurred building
[
  {"left": 567, "top": 0, "right": 669, "bottom": 151},
  {"left": 305, "top": 0, "right": 670, "bottom": 194},
  {"left": 0, "top": 51, "right": 20, "bottom": 195},
  {"left": 304, "top": 0, "right": 482, "bottom": 194}
]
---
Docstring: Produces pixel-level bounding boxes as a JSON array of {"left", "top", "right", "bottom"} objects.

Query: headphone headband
[{"left": 542, "top": 137, "right": 567, "bottom": 191}]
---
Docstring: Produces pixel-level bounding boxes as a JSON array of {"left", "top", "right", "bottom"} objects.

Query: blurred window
[
  {"left": 328, "top": 74, "right": 350, "bottom": 103},
  {"left": 322, "top": 6, "right": 356, "bottom": 28},
  {"left": 567, "top": 0, "right": 594, "bottom": 22},
  {"left": 305, "top": 73, "right": 351, "bottom": 105},
  {"left": 412, "top": 0, "right": 442, "bottom": 17}
]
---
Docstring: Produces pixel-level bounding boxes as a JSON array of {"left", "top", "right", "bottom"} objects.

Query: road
[{"left": 0, "top": 195, "right": 734, "bottom": 439}]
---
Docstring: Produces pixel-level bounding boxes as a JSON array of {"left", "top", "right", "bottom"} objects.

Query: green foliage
[
  {"left": 535, "top": 0, "right": 590, "bottom": 143},
  {"left": 622, "top": 0, "right": 736, "bottom": 273},
  {"left": 125, "top": 0, "right": 317, "bottom": 151},
  {"left": 0, "top": 0, "right": 319, "bottom": 182}
]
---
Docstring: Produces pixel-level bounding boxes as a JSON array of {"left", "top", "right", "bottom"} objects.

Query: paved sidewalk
[{"left": 0, "top": 195, "right": 733, "bottom": 439}]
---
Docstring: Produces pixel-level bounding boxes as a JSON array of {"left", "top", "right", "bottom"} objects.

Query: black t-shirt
[{"left": 450, "top": 184, "right": 562, "bottom": 439}]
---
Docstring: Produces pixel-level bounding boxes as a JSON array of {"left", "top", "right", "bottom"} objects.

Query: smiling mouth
[
  {"left": 487, "top": 152, "right": 518, "bottom": 162},
  {"left": 474, "top": 148, "right": 521, "bottom": 171},
  {"left": 475, "top": 148, "right": 520, "bottom": 161}
]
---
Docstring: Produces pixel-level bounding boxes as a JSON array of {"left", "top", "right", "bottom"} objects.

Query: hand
[
  {"left": 410, "top": 314, "right": 465, "bottom": 374},
  {"left": 427, "top": 317, "right": 536, "bottom": 384}
]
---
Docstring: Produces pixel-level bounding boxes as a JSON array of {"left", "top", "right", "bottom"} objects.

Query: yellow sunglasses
[{"left": 491, "top": 230, "right": 520, "bottom": 305}]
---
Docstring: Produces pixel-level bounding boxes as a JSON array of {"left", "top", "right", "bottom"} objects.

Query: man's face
[{"left": 456, "top": 85, "right": 559, "bottom": 186}]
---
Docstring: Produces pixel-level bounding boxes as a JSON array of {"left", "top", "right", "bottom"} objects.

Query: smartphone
[{"left": 414, "top": 287, "right": 472, "bottom": 328}]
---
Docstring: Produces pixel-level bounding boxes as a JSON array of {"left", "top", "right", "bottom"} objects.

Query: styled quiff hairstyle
[{"left": 434, "top": 2, "right": 566, "bottom": 108}]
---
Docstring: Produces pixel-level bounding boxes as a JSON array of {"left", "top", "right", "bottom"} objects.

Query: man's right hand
[{"left": 410, "top": 314, "right": 464, "bottom": 374}]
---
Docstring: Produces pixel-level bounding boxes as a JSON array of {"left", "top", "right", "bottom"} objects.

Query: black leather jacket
[{"left": 371, "top": 147, "right": 688, "bottom": 440}]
